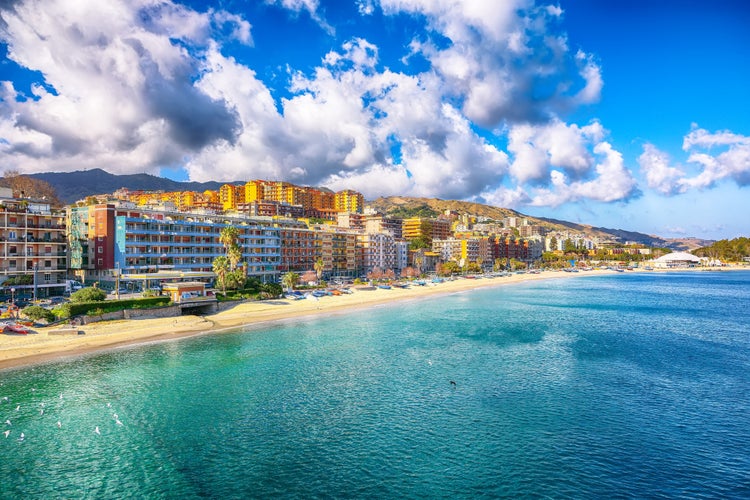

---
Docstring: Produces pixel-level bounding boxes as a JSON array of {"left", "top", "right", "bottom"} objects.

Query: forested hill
[
  {"left": 693, "top": 237, "right": 750, "bottom": 260},
  {"left": 28, "top": 169, "right": 228, "bottom": 204}
]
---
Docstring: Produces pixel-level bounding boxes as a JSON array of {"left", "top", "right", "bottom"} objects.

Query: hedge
[{"left": 55, "top": 297, "right": 171, "bottom": 318}]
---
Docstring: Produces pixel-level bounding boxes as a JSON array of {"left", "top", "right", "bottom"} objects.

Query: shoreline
[{"left": 1, "top": 267, "right": 746, "bottom": 372}]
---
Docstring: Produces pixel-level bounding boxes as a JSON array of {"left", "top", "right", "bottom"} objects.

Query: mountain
[
  {"left": 367, "top": 196, "right": 711, "bottom": 250},
  {"left": 28, "top": 168, "right": 231, "bottom": 204},
  {"left": 25, "top": 171, "right": 711, "bottom": 249}
]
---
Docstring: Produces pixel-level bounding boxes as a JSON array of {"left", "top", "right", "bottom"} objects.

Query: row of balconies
[
  {"left": 2, "top": 252, "right": 67, "bottom": 257},
  {"left": 0, "top": 223, "right": 65, "bottom": 230}
]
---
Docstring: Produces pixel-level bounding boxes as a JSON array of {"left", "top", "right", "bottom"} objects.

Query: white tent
[{"left": 652, "top": 252, "right": 701, "bottom": 268}]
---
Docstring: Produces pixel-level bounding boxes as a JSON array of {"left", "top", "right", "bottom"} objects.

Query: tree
[
  {"left": 70, "top": 287, "right": 107, "bottom": 303},
  {"left": 408, "top": 236, "right": 430, "bottom": 250},
  {"left": 314, "top": 257, "right": 325, "bottom": 281},
  {"left": 281, "top": 272, "right": 299, "bottom": 292},
  {"left": 0, "top": 170, "right": 62, "bottom": 207},
  {"left": 213, "top": 255, "right": 230, "bottom": 295},
  {"left": 414, "top": 255, "right": 423, "bottom": 274},
  {"left": 220, "top": 226, "right": 242, "bottom": 271},
  {"left": 301, "top": 270, "right": 318, "bottom": 284},
  {"left": 21, "top": 305, "right": 55, "bottom": 323},
  {"left": 260, "top": 282, "right": 283, "bottom": 299},
  {"left": 440, "top": 261, "right": 460, "bottom": 276}
]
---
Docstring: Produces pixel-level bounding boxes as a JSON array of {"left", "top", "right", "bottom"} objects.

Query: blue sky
[{"left": 1, "top": 0, "right": 748, "bottom": 240}]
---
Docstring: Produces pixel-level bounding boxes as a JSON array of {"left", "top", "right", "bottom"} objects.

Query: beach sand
[{"left": 0, "top": 267, "right": 733, "bottom": 371}]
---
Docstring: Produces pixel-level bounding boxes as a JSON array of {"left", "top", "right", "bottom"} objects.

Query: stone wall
[{"left": 81, "top": 305, "right": 181, "bottom": 325}]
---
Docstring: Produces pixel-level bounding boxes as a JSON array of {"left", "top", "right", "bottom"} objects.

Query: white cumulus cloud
[{"left": 638, "top": 125, "right": 750, "bottom": 194}]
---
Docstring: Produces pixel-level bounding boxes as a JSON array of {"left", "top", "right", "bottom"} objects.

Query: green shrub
[
  {"left": 70, "top": 287, "right": 107, "bottom": 303},
  {"left": 21, "top": 305, "right": 55, "bottom": 323},
  {"left": 56, "top": 297, "right": 171, "bottom": 318}
]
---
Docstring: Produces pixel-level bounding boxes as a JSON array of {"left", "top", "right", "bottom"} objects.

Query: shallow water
[{"left": 2, "top": 271, "right": 750, "bottom": 498}]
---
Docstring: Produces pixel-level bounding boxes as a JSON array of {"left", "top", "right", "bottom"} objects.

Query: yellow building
[
  {"left": 219, "top": 184, "right": 245, "bottom": 211},
  {"left": 334, "top": 190, "right": 364, "bottom": 214}
]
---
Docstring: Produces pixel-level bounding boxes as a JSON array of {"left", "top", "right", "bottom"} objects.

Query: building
[
  {"left": 316, "top": 229, "right": 357, "bottom": 278},
  {"left": 652, "top": 252, "right": 701, "bottom": 268},
  {"left": 365, "top": 215, "right": 403, "bottom": 239},
  {"left": 278, "top": 225, "right": 318, "bottom": 273},
  {"left": 337, "top": 212, "right": 367, "bottom": 230},
  {"left": 359, "top": 233, "right": 397, "bottom": 274},
  {"left": 402, "top": 217, "right": 450, "bottom": 245},
  {"left": 334, "top": 190, "right": 364, "bottom": 214},
  {"left": 68, "top": 203, "right": 283, "bottom": 285},
  {"left": 0, "top": 188, "right": 68, "bottom": 299}
]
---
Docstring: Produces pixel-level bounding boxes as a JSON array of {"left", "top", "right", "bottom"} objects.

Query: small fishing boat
[{"left": 3, "top": 322, "right": 29, "bottom": 335}]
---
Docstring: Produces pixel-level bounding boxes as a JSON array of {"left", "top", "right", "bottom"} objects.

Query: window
[
  {"left": 44, "top": 273, "right": 51, "bottom": 282},
  {"left": 97, "top": 246, "right": 103, "bottom": 253},
  {"left": 44, "top": 260, "right": 52, "bottom": 268},
  {"left": 97, "top": 258, "right": 103, "bottom": 266},
  {"left": 8, "top": 231, "right": 16, "bottom": 240}
]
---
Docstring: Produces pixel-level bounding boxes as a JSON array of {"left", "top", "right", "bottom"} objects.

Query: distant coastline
[{"left": 1, "top": 266, "right": 746, "bottom": 372}]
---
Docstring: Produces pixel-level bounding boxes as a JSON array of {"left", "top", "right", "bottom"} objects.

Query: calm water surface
[{"left": 1, "top": 271, "right": 750, "bottom": 498}]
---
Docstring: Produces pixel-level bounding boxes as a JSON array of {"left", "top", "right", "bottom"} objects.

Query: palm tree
[
  {"left": 313, "top": 257, "right": 324, "bottom": 282},
  {"left": 414, "top": 255, "right": 423, "bottom": 275},
  {"left": 281, "top": 272, "right": 299, "bottom": 292},
  {"left": 219, "top": 226, "right": 239, "bottom": 251},
  {"left": 213, "top": 255, "right": 230, "bottom": 295}
]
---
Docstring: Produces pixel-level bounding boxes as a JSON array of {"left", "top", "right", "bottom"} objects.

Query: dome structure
[{"left": 653, "top": 252, "right": 701, "bottom": 268}]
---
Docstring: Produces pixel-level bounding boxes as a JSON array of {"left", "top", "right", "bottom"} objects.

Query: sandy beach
[{"left": 0, "top": 267, "right": 737, "bottom": 371}]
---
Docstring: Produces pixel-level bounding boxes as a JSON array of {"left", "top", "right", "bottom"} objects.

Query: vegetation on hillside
[
  {"left": 386, "top": 204, "right": 440, "bottom": 219},
  {"left": 1, "top": 170, "right": 62, "bottom": 207},
  {"left": 694, "top": 237, "right": 750, "bottom": 261}
]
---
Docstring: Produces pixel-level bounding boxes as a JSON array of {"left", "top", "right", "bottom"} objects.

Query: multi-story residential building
[
  {"left": 0, "top": 188, "right": 68, "bottom": 299},
  {"left": 237, "top": 201, "right": 305, "bottom": 219},
  {"left": 395, "top": 240, "right": 409, "bottom": 275},
  {"left": 493, "top": 234, "right": 541, "bottom": 263},
  {"left": 359, "top": 233, "right": 397, "bottom": 274},
  {"left": 219, "top": 184, "right": 245, "bottom": 211},
  {"left": 334, "top": 190, "right": 364, "bottom": 214},
  {"left": 278, "top": 225, "right": 318, "bottom": 274},
  {"left": 365, "top": 215, "right": 403, "bottom": 239},
  {"left": 519, "top": 224, "right": 546, "bottom": 238},
  {"left": 337, "top": 212, "right": 367, "bottom": 230},
  {"left": 68, "top": 203, "right": 282, "bottom": 284},
  {"left": 432, "top": 237, "right": 487, "bottom": 266},
  {"left": 315, "top": 229, "right": 357, "bottom": 279},
  {"left": 402, "top": 217, "right": 450, "bottom": 245}
]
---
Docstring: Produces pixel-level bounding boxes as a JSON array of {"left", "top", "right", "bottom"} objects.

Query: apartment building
[
  {"left": 402, "top": 217, "right": 450, "bottom": 245},
  {"left": 334, "top": 190, "right": 364, "bottom": 214},
  {"left": 358, "top": 233, "right": 397, "bottom": 274},
  {"left": 0, "top": 188, "right": 68, "bottom": 298},
  {"left": 365, "top": 214, "right": 403, "bottom": 239},
  {"left": 68, "top": 203, "right": 282, "bottom": 284},
  {"left": 278, "top": 225, "right": 318, "bottom": 273}
]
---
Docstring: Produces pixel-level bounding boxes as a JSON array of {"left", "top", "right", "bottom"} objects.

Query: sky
[{"left": 0, "top": 0, "right": 748, "bottom": 240}]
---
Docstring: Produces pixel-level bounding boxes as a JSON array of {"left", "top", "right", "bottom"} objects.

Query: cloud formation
[
  {"left": 639, "top": 125, "right": 750, "bottom": 194},
  {"left": 0, "top": 0, "right": 637, "bottom": 210},
  {"left": 0, "top": 0, "right": 245, "bottom": 173}
]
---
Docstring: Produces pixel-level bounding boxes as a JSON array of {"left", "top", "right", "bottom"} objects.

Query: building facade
[{"left": 0, "top": 188, "right": 68, "bottom": 299}]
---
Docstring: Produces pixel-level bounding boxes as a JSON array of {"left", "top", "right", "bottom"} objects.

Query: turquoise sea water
[{"left": 2, "top": 271, "right": 750, "bottom": 498}]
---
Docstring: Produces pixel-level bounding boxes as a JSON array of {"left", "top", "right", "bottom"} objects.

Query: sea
[{"left": 1, "top": 271, "right": 750, "bottom": 499}]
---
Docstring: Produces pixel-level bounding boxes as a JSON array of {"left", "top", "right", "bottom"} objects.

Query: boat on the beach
[
  {"left": 377, "top": 284, "right": 392, "bottom": 290},
  {"left": 3, "top": 322, "right": 29, "bottom": 335}
]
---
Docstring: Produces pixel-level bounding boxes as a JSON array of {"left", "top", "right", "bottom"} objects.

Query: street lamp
[{"left": 10, "top": 287, "right": 15, "bottom": 318}]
